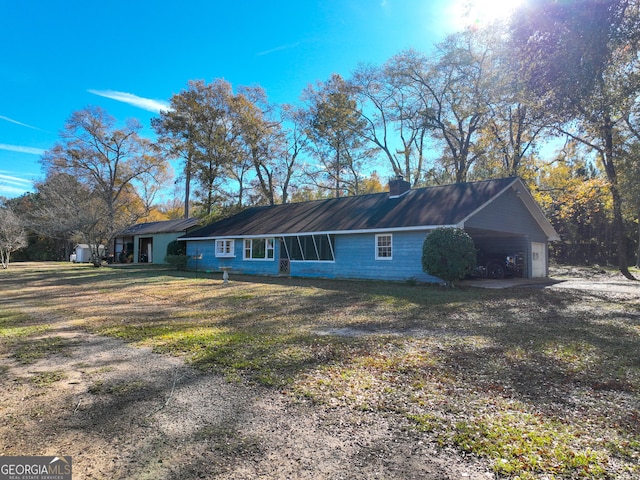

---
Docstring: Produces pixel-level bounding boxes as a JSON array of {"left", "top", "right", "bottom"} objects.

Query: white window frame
[
  {"left": 215, "top": 239, "right": 235, "bottom": 258},
  {"left": 375, "top": 234, "right": 393, "bottom": 260},
  {"left": 243, "top": 238, "right": 275, "bottom": 261}
]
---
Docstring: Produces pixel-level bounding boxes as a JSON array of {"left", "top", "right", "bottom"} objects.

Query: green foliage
[
  {"left": 12, "top": 337, "right": 72, "bottom": 364},
  {"left": 422, "top": 227, "right": 476, "bottom": 285},
  {"left": 165, "top": 240, "right": 187, "bottom": 270},
  {"left": 453, "top": 412, "right": 607, "bottom": 477},
  {"left": 301, "top": 73, "right": 373, "bottom": 196},
  {"left": 30, "top": 370, "right": 67, "bottom": 387},
  {"left": 166, "top": 240, "right": 186, "bottom": 256},
  {"left": 507, "top": 0, "right": 640, "bottom": 277},
  {"left": 164, "top": 254, "right": 187, "bottom": 270}
]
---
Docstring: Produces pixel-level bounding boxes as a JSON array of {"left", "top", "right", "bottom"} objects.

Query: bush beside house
[
  {"left": 164, "top": 240, "right": 187, "bottom": 270},
  {"left": 422, "top": 227, "right": 476, "bottom": 286}
]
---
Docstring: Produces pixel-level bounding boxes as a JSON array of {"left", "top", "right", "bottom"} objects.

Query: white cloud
[
  {"left": 0, "top": 184, "right": 32, "bottom": 197},
  {"left": 88, "top": 89, "right": 170, "bottom": 113},
  {"left": 0, "top": 172, "right": 34, "bottom": 197},
  {"left": 257, "top": 40, "right": 305, "bottom": 56},
  {"left": 0, "top": 172, "right": 33, "bottom": 186},
  {"left": 0, "top": 115, "right": 40, "bottom": 130},
  {"left": 0, "top": 143, "right": 46, "bottom": 155}
]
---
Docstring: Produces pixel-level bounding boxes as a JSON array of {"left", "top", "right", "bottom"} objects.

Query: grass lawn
[{"left": 1, "top": 262, "right": 639, "bottom": 478}]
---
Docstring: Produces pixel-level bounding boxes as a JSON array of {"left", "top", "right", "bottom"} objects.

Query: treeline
[{"left": 2, "top": 0, "right": 639, "bottom": 273}]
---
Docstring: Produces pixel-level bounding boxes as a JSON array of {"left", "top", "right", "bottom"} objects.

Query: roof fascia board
[
  {"left": 179, "top": 224, "right": 458, "bottom": 241},
  {"left": 518, "top": 186, "right": 561, "bottom": 241}
]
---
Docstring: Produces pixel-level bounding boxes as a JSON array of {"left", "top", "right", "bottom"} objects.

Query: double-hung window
[
  {"left": 244, "top": 238, "right": 275, "bottom": 260},
  {"left": 215, "top": 239, "right": 235, "bottom": 257},
  {"left": 375, "top": 234, "right": 393, "bottom": 260}
]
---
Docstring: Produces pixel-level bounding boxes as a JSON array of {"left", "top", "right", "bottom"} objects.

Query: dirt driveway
[
  {"left": 1, "top": 306, "right": 490, "bottom": 479},
  {"left": 548, "top": 275, "right": 640, "bottom": 296},
  {"left": 464, "top": 267, "right": 640, "bottom": 296}
]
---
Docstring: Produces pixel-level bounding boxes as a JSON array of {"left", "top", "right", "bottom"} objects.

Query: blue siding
[
  {"left": 186, "top": 232, "right": 441, "bottom": 283},
  {"left": 315, "top": 231, "right": 439, "bottom": 282},
  {"left": 186, "top": 240, "right": 279, "bottom": 275}
]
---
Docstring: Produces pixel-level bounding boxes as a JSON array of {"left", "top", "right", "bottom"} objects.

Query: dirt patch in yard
[{"left": 0, "top": 310, "right": 490, "bottom": 479}]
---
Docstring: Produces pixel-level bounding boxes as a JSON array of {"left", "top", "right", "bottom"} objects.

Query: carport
[
  {"left": 464, "top": 201, "right": 560, "bottom": 278},
  {"left": 465, "top": 230, "right": 531, "bottom": 277},
  {"left": 461, "top": 181, "right": 559, "bottom": 279},
  {"left": 466, "top": 229, "right": 550, "bottom": 279}
]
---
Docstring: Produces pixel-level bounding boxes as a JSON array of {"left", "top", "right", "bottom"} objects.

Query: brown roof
[
  {"left": 120, "top": 218, "right": 201, "bottom": 236},
  {"left": 183, "top": 178, "right": 521, "bottom": 238}
]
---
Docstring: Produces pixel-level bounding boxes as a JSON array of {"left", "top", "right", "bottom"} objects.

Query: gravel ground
[
  {"left": 463, "top": 266, "right": 640, "bottom": 296},
  {"left": 0, "top": 318, "right": 492, "bottom": 479},
  {"left": 548, "top": 267, "right": 640, "bottom": 296}
]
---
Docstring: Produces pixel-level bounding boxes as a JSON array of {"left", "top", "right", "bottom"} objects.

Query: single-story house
[
  {"left": 114, "top": 218, "right": 201, "bottom": 264},
  {"left": 179, "top": 177, "right": 560, "bottom": 282}
]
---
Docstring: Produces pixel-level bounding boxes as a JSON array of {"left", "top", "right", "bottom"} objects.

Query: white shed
[{"left": 71, "top": 244, "right": 104, "bottom": 263}]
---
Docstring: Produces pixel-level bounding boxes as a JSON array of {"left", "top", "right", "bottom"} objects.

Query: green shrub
[
  {"left": 165, "top": 240, "right": 187, "bottom": 270},
  {"left": 422, "top": 227, "right": 476, "bottom": 286},
  {"left": 166, "top": 240, "right": 186, "bottom": 256},
  {"left": 165, "top": 254, "right": 188, "bottom": 270}
]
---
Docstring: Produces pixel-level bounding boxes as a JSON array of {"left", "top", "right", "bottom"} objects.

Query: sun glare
[{"left": 450, "top": 0, "right": 524, "bottom": 30}]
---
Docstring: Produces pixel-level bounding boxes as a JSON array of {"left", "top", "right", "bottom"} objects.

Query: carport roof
[{"left": 182, "top": 177, "right": 559, "bottom": 240}]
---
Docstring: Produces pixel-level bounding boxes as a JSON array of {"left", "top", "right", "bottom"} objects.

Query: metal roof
[
  {"left": 182, "top": 178, "right": 558, "bottom": 240},
  {"left": 119, "top": 218, "right": 201, "bottom": 236}
]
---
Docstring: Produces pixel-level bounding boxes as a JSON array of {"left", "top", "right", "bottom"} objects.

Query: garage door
[{"left": 531, "top": 242, "right": 546, "bottom": 277}]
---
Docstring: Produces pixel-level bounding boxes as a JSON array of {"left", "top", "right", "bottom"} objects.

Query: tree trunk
[
  {"left": 0, "top": 249, "right": 9, "bottom": 269},
  {"left": 636, "top": 208, "right": 640, "bottom": 268},
  {"left": 184, "top": 150, "right": 192, "bottom": 219},
  {"left": 610, "top": 183, "right": 635, "bottom": 279},
  {"left": 602, "top": 115, "right": 636, "bottom": 280}
]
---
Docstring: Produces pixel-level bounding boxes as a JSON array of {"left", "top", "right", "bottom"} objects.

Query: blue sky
[{"left": 0, "top": 0, "right": 511, "bottom": 199}]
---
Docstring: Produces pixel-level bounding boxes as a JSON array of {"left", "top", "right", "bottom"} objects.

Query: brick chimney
[{"left": 389, "top": 175, "right": 411, "bottom": 197}]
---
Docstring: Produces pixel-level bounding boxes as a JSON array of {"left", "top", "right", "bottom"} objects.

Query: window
[
  {"left": 244, "top": 238, "right": 275, "bottom": 260},
  {"left": 282, "top": 235, "right": 335, "bottom": 261},
  {"left": 215, "top": 239, "right": 235, "bottom": 257},
  {"left": 376, "top": 234, "right": 392, "bottom": 260}
]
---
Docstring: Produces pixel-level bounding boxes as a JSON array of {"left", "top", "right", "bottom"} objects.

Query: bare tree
[
  {"left": 350, "top": 60, "right": 432, "bottom": 187},
  {"left": 232, "top": 85, "right": 286, "bottom": 206},
  {"left": 43, "top": 106, "right": 168, "bottom": 263},
  {"left": 25, "top": 173, "right": 102, "bottom": 255},
  {"left": 464, "top": 25, "right": 549, "bottom": 179},
  {"left": 278, "top": 104, "right": 307, "bottom": 203},
  {"left": 0, "top": 205, "right": 27, "bottom": 269},
  {"left": 153, "top": 80, "right": 238, "bottom": 216},
  {"left": 397, "top": 33, "right": 493, "bottom": 184},
  {"left": 301, "top": 74, "right": 374, "bottom": 197}
]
